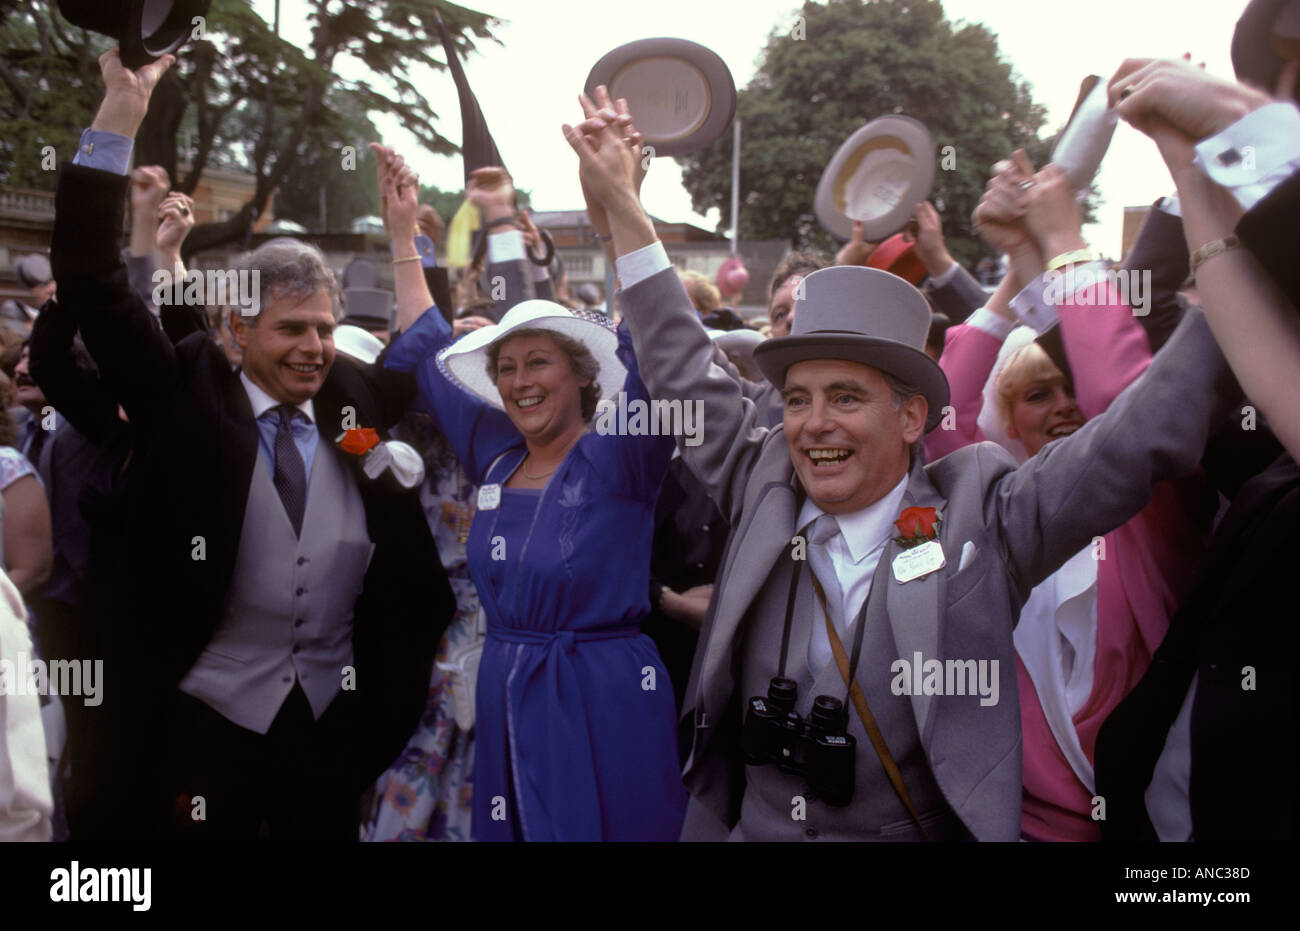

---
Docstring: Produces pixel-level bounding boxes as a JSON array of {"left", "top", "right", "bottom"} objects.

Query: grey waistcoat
[
  {"left": 178, "top": 440, "right": 374, "bottom": 734},
  {"left": 731, "top": 554, "right": 971, "bottom": 841}
]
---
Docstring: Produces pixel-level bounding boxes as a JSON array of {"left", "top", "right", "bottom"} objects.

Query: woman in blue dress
[{"left": 377, "top": 151, "right": 686, "bottom": 841}]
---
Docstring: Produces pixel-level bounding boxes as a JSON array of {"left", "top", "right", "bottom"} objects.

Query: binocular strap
[{"left": 809, "top": 572, "right": 935, "bottom": 842}]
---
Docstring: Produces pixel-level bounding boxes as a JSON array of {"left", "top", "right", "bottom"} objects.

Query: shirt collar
[
  {"left": 796, "top": 470, "right": 911, "bottom": 565},
  {"left": 239, "top": 370, "right": 316, "bottom": 424}
]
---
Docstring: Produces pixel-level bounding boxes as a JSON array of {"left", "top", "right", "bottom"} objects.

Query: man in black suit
[
  {"left": 1096, "top": 47, "right": 1299, "bottom": 841},
  {"left": 51, "top": 48, "right": 453, "bottom": 841}
]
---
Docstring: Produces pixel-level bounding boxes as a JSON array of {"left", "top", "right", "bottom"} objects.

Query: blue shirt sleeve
[
  {"left": 71, "top": 128, "right": 134, "bottom": 176},
  {"left": 385, "top": 305, "right": 520, "bottom": 484}
]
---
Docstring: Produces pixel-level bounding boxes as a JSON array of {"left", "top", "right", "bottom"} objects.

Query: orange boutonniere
[
  {"left": 893, "top": 506, "right": 940, "bottom": 549},
  {"left": 338, "top": 427, "right": 381, "bottom": 456}
]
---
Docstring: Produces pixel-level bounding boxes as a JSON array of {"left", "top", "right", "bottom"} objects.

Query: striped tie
[{"left": 271, "top": 404, "right": 307, "bottom": 537}]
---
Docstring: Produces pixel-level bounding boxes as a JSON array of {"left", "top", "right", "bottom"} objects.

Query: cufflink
[
  {"left": 81, "top": 142, "right": 95, "bottom": 156},
  {"left": 1216, "top": 147, "right": 1242, "bottom": 167}
]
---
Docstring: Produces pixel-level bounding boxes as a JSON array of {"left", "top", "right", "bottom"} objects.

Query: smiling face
[
  {"left": 997, "top": 344, "right": 1085, "bottom": 457},
  {"left": 230, "top": 288, "right": 335, "bottom": 405},
  {"left": 1006, "top": 377, "right": 1084, "bottom": 457},
  {"left": 782, "top": 359, "right": 927, "bottom": 514},
  {"left": 493, "top": 331, "right": 591, "bottom": 445}
]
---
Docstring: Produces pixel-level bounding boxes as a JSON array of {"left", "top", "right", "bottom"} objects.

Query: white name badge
[
  {"left": 477, "top": 484, "right": 502, "bottom": 511},
  {"left": 892, "top": 539, "right": 946, "bottom": 584}
]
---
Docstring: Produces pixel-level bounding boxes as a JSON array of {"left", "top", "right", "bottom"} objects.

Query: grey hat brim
[
  {"left": 753, "top": 333, "right": 950, "bottom": 432},
  {"left": 585, "top": 37, "right": 737, "bottom": 157},
  {"left": 814, "top": 115, "right": 937, "bottom": 242}
]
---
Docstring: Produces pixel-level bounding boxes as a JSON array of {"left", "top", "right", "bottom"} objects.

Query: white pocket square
[{"left": 958, "top": 540, "right": 977, "bottom": 571}]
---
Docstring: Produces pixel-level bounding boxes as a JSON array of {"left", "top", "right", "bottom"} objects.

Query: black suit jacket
[
  {"left": 1237, "top": 167, "right": 1300, "bottom": 308},
  {"left": 49, "top": 163, "right": 454, "bottom": 801},
  {"left": 1094, "top": 174, "right": 1300, "bottom": 841}
]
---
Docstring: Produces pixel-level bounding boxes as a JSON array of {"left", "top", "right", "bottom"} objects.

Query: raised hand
[
  {"left": 91, "top": 48, "right": 175, "bottom": 138},
  {"left": 910, "top": 201, "right": 954, "bottom": 276},
  {"left": 1022, "top": 163, "right": 1086, "bottom": 259},
  {"left": 1108, "top": 58, "right": 1270, "bottom": 175},
  {"left": 835, "top": 221, "right": 876, "bottom": 267},
  {"left": 368, "top": 142, "right": 398, "bottom": 233},
  {"left": 565, "top": 95, "right": 639, "bottom": 210},
  {"left": 384, "top": 159, "right": 421, "bottom": 243},
  {"left": 973, "top": 150, "right": 1037, "bottom": 255},
  {"left": 466, "top": 167, "right": 515, "bottom": 213},
  {"left": 130, "top": 165, "right": 171, "bottom": 218},
  {"left": 155, "top": 192, "right": 196, "bottom": 261}
]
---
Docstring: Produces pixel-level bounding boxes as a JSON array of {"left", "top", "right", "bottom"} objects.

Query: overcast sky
[{"left": 249, "top": 0, "right": 1246, "bottom": 256}]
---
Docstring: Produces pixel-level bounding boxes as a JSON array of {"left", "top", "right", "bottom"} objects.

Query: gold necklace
[{"left": 522, "top": 459, "right": 557, "bottom": 480}]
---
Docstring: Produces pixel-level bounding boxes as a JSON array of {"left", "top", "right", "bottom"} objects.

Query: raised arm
[
  {"left": 52, "top": 50, "right": 182, "bottom": 433},
  {"left": 563, "top": 89, "right": 766, "bottom": 522},
  {"left": 990, "top": 306, "right": 1238, "bottom": 599},
  {"left": 1108, "top": 57, "right": 1300, "bottom": 461},
  {"left": 925, "top": 272, "right": 1019, "bottom": 461},
  {"left": 28, "top": 298, "right": 120, "bottom": 446}
]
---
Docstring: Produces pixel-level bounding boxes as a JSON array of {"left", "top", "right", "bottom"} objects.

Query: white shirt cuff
[
  {"left": 964, "top": 304, "right": 1017, "bottom": 341},
  {"left": 1010, "top": 260, "right": 1110, "bottom": 333},
  {"left": 615, "top": 241, "right": 671, "bottom": 291},
  {"left": 1193, "top": 102, "right": 1300, "bottom": 212},
  {"left": 487, "top": 229, "right": 525, "bottom": 264},
  {"left": 530, "top": 262, "right": 550, "bottom": 283},
  {"left": 926, "top": 260, "right": 959, "bottom": 287}
]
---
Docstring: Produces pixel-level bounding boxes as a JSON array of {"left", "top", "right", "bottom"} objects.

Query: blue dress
[{"left": 386, "top": 307, "right": 687, "bottom": 841}]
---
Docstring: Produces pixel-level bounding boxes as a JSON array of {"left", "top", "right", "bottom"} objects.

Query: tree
[
  {"left": 678, "top": 0, "right": 1083, "bottom": 269},
  {"left": 2, "top": 0, "right": 502, "bottom": 254}
]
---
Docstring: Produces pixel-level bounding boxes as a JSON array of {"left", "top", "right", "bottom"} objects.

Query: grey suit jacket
[
  {"left": 618, "top": 266, "right": 1238, "bottom": 840},
  {"left": 923, "top": 262, "right": 989, "bottom": 325}
]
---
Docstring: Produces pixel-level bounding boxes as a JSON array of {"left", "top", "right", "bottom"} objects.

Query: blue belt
[{"left": 488, "top": 625, "right": 641, "bottom": 650}]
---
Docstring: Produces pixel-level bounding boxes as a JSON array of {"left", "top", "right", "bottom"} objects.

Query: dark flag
[{"left": 434, "top": 12, "right": 506, "bottom": 182}]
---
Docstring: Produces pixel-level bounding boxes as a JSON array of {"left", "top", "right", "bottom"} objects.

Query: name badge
[
  {"left": 892, "top": 540, "right": 945, "bottom": 584},
  {"left": 477, "top": 484, "right": 502, "bottom": 511}
]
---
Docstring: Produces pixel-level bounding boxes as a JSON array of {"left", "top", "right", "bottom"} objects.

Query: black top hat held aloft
[{"left": 57, "top": 0, "right": 213, "bottom": 70}]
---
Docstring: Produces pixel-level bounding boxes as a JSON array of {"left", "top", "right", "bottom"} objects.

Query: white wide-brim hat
[
  {"left": 437, "top": 300, "right": 626, "bottom": 411},
  {"left": 814, "top": 114, "right": 936, "bottom": 242}
]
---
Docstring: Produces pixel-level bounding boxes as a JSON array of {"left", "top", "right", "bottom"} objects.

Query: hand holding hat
[
  {"left": 908, "top": 202, "right": 955, "bottom": 278},
  {"left": 835, "top": 221, "right": 878, "bottom": 267},
  {"left": 90, "top": 47, "right": 174, "bottom": 139}
]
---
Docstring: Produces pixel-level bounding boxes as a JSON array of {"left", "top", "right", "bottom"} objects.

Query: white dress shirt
[
  {"left": 797, "top": 473, "right": 910, "bottom": 673},
  {"left": 1013, "top": 546, "right": 1100, "bottom": 793}
]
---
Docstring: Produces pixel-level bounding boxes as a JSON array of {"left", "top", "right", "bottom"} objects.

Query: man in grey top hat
[{"left": 565, "top": 102, "right": 1240, "bottom": 841}]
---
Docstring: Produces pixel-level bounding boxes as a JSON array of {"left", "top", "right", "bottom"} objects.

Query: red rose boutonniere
[
  {"left": 338, "top": 427, "right": 381, "bottom": 456},
  {"left": 893, "top": 506, "right": 940, "bottom": 549}
]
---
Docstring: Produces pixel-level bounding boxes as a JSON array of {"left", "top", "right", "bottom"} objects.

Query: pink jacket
[{"left": 926, "top": 277, "right": 1215, "bottom": 841}]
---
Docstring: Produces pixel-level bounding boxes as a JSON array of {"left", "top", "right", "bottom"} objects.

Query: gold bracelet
[
  {"left": 1189, "top": 234, "right": 1241, "bottom": 276},
  {"left": 1045, "top": 248, "right": 1096, "bottom": 272},
  {"left": 392, "top": 255, "right": 422, "bottom": 265}
]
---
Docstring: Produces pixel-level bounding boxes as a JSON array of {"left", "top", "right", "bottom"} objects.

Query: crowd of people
[{"left": 0, "top": 6, "right": 1296, "bottom": 844}]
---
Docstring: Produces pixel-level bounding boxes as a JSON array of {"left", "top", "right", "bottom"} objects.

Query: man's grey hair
[
  {"left": 881, "top": 369, "right": 920, "bottom": 410},
  {"left": 235, "top": 237, "right": 341, "bottom": 321}
]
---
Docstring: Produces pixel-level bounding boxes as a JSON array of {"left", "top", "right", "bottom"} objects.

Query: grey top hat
[
  {"left": 15, "top": 254, "right": 52, "bottom": 289},
  {"left": 752, "top": 265, "right": 950, "bottom": 432},
  {"left": 341, "top": 287, "right": 394, "bottom": 331}
]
